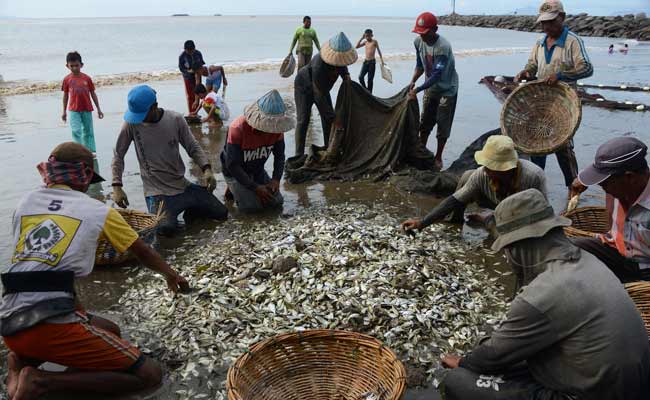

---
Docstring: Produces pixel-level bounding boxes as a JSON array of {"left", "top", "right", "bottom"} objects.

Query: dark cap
[
  {"left": 578, "top": 137, "right": 648, "bottom": 186},
  {"left": 50, "top": 142, "right": 104, "bottom": 183}
]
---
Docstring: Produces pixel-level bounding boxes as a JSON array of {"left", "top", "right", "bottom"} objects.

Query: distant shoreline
[{"left": 438, "top": 13, "right": 650, "bottom": 40}]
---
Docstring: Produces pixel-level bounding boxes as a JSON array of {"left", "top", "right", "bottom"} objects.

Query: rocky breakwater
[{"left": 438, "top": 13, "right": 650, "bottom": 41}]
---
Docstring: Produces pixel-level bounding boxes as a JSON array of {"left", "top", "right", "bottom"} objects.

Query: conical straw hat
[
  {"left": 320, "top": 32, "right": 358, "bottom": 67},
  {"left": 244, "top": 89, "right": 296, "bottom": 133}
]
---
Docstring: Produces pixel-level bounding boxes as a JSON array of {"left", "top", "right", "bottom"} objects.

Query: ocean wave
[{"left": 0, "top": 47, "right": 530, "bottom": 96}]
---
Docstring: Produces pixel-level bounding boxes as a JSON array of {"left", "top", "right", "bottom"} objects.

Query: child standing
[
  {"left": 61, "top": 51, "right": 103, "bottom": 153},
  {"left": 356, "top": 29, "right": 384, "bottom": 93}
]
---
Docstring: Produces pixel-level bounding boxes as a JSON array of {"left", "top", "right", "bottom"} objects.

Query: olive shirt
[{"left": 290, "top": 27, "right": 321, "bottom": 54}]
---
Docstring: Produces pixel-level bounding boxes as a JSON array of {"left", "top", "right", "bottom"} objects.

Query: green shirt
[{"left": 290, "top": 27, "right": 320, "bottom": 54}]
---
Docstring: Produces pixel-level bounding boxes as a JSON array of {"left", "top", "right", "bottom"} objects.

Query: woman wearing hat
[
  {"left": 402, "top": 135, "right": 547, "bottom": 232},
  {"left": 293, "top": 32, "right": 357, "bottom": 157},
  {"left": 221, "top": 90, "right": 295, "bottom": 212}
]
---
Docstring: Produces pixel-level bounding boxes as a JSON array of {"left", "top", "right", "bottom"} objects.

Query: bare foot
[
  {"left": 13, "top": 367, "right": 46, "bottom": 400},
  {"left": 7, "top": 352, "right": 25, "bottom": 399}
]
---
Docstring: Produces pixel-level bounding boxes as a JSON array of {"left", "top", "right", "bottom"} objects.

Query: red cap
[{"left": 412, "top": 12, "right": 438, "bottom": 34}]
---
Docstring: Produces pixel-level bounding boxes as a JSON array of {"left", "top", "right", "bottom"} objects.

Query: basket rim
[
  {"left": 500, "top": 80, "right": 582, "bottom": 155},
  {"left": 561, "top": 206, "right": 607, "bottom": 238},
  {"left": 226, "top": 329, "right": 407, "bottom": 400}
]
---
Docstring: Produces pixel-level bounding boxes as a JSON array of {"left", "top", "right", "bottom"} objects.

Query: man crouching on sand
[{"left": 2, "top": 142, "right": 188, "bottom": 400}]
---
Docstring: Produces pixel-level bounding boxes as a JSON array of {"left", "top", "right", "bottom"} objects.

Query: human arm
[
  {"left": 458, "top": 298, "right": 557, "bottom": 374},
  {"left": 313, "top": 30, "right": 321, "bottom": 51},
  {"left": 220, "top": 66, "right": 228, "bottom": 86},
  {"left": 557, "top": 37, "right": 594, "bottom": 82},
  {"left": 177, "top": 115, "right": 210, "bottom": 168},
  {"left": 90, "top": 91, "right": 103, "bottom": 119},
  {"left": 516, "top": 43, "right": 539, "bottom": 82},
  {"left": 413, "top": 54, "right": 448, "bottom": 93},
  {"left": 62, "top": 92, "right": 68, "bottom": 122},
  {"left": 111, "top": 124, "right": 134, "bottom": 207},
  {"left": 356, "top": 36, "right": 366, "bottom": 49},
  {"left": 289, "top": 28, "right": 300, "bottom": 53},
  {"left": 401, "top": 196, "right": 465, "bottom": 232},
  {"left": 269, "top": 137, "right": 286, "bottom": 193},
  {"left": 130, "top": 239, "right": 189, "bottom": 293},
  {"left": 202, "top": 104, "right": 217, "bottom": 123},
  {"left": 178, "top": 54, "right": 190, "bottom": 75},
  {"left": 377, "top": 41, "right": 384, "bottom": 63}
]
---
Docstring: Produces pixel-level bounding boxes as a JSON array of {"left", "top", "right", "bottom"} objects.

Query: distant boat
[
  {"left": 172, "top": 14, "right": 190, "bottom": 17},
  {"left": 214, "top": 14, "right": 222, "bottom": 16}
]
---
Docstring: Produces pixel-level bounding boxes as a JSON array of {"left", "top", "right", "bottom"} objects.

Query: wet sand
[{"left": 0, "top": 51, "right": 648, "bottom": 399}]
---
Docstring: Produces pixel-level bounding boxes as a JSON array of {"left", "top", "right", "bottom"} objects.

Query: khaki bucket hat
[
  {"left": 492, "top": 188, "right": 571, "bottom": 251},
  {"left": 537, "top": 0, "right": 564, "bottom": 23},
  {"left": 474, "top": 135, "right": 518, "bottom": 171}
]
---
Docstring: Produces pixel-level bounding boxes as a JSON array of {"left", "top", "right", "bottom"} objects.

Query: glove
[
  {"left": 202, "top": 168, "right": 217, "bottom": 192},
  {"left": 113, "top": 186, "right": 129, "bottom": 208}
]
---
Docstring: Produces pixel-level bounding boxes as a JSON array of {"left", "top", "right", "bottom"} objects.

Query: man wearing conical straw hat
[
  {"left": 221, "top": 90, "right": 294, "bottom": 212},
  {"left": 293, "top": 32, "right": 356, "bottom": 157},
  {"left": 402, "top": 135, "right": 546, "bottom": 233}
]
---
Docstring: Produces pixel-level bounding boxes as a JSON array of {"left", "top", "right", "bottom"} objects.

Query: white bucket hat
[
  {"left": 492, "top": 189, "right": 572, "bottom": 251},
  {"left": 320, "top": 32, "right": 358, "bottom": 67},
  {"left": 474, "top": 135, "right": 518, "bottom": 171},
  {"left": 244, "top": 90, "right": 296, "bottom": 133}
]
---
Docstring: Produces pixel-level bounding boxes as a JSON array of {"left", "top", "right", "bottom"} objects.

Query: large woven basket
[
  {"left": 500, "top": 81, "right": 582, "bottom": 155},
  {"left": 227, "top": 330, "right": 406, "bottom": 400},
  {"left": 95, "top": 209, "right": 159, "bottom": 265},
  {"left": 562, "top": 206, "right": 609, "bottom": 238},
  {"left": 625, "top": 281, "right": 650, "bottom": 336}
]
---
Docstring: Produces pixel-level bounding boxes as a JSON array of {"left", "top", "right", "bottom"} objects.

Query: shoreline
[{"left": 438, "top": 13, "right": 650, "bottom": 40}]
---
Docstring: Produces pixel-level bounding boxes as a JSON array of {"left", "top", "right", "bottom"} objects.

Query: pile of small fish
[{"left": 119, "top": 203, "right": 509, "bottom": 398}]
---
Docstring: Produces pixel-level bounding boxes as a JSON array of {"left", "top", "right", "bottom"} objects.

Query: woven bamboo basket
[
  {"left": 562, "top": 206, "right": 609, "bottom": 239},
  {"left": 500, "top": 81, "right": 582, "bottom": 155},
  {"left": 95, "top": 209, "right": 159, "bottom": 265},
  {"left": 227, "top": 329, "right": 407, "bottom": 400},
  {"left": 625, "top": 281, "right": 650, "bottom": 336}
]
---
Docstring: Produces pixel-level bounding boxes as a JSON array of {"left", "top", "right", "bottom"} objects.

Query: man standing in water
[
  {"left": 408, "top": 12, "right": 459, "bottom": 171},
  {"left": 289, "top": 16, "right": 321, "bottom": 70},
  {"left": 178, "top": 40, "right": 205, "bottom": 114},
  {"left": 293, "top": 32, "right": 356, "bottom": 156},
  {"left": 515, "top": 0, "right": 593, "bottom": 200}
]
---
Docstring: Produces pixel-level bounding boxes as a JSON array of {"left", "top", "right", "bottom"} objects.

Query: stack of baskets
[
  {"left": 95, "top": 208, "right": 159, "bottom": 265},
  {"left": 562, "top": 206, "right": 609, "bottom": 238},
  {"left": 500, "top": 81, "right": 582, "bottom": 155},
  {"left": 227, "top": 329, "right": 406, "bottom": 400}
]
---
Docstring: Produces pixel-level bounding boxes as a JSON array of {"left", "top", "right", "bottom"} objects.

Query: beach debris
[{"left": 119, "top": 203, "right": 508, "bottom": 397}]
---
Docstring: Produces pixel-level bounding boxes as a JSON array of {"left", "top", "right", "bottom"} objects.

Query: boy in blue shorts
[{"left": 61, "top": 52, "right": 103, "bottom": 154}]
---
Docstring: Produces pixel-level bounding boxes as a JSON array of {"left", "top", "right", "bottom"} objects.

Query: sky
[{"left": 0, "top": 0, "right": 648, "bottom": 18}]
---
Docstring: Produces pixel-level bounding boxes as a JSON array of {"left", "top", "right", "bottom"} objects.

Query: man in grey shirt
[
  {"left": 402, "top": 135, "right": 546, "bottom": 233},
  {"left": 112, "top": 85, "right": 227, "bottom": 235},
  {"left": 438, "top": 189, "right": 650, "bottom": 400}
]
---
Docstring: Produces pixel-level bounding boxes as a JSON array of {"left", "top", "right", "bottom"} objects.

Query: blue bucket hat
[
  {"left": 244, "top": 90, "right": 295, "bottom": 133},
  {"left": 320, "top": 32, "right": 358, "bottom": 67},
  {"left": 124, "top": 85, "right": 157, "bottom": 124}
]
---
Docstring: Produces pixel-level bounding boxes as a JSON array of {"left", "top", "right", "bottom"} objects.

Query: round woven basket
[
  {"left": 562, "top": 206, "right": 609, "bottom": 238},
  {"left": 625, "top": 281, "right": 650, "bottom": 336},
  {"left": 500, "top": 81, "right": 582, "bottom": 155},
  {"left": 95, "top": 209, "right": 159, "bottom": 265},
  {"left": 227, "top": 330, "right": 406, "bottom": 400}
]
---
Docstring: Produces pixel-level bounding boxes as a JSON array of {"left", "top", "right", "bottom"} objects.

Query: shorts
[{"left": 3, "top": 312, "right": 144, "bottom": 372}]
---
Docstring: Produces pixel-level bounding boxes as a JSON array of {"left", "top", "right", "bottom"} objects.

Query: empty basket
[
  {"left": 95, "top": 208, "right": 159, "bottom": 265},
  {"left": 500, "top": 81, "right": 582, "bottom": 155},
  {"left": 227, "top": 329, "right": 406, "bottom": 400},
  {"left": 562, "top": 206, "right": 609, "bottom": 239},
  {"left": 625, "top": 281, "right": 650, "bottom": 336}
]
